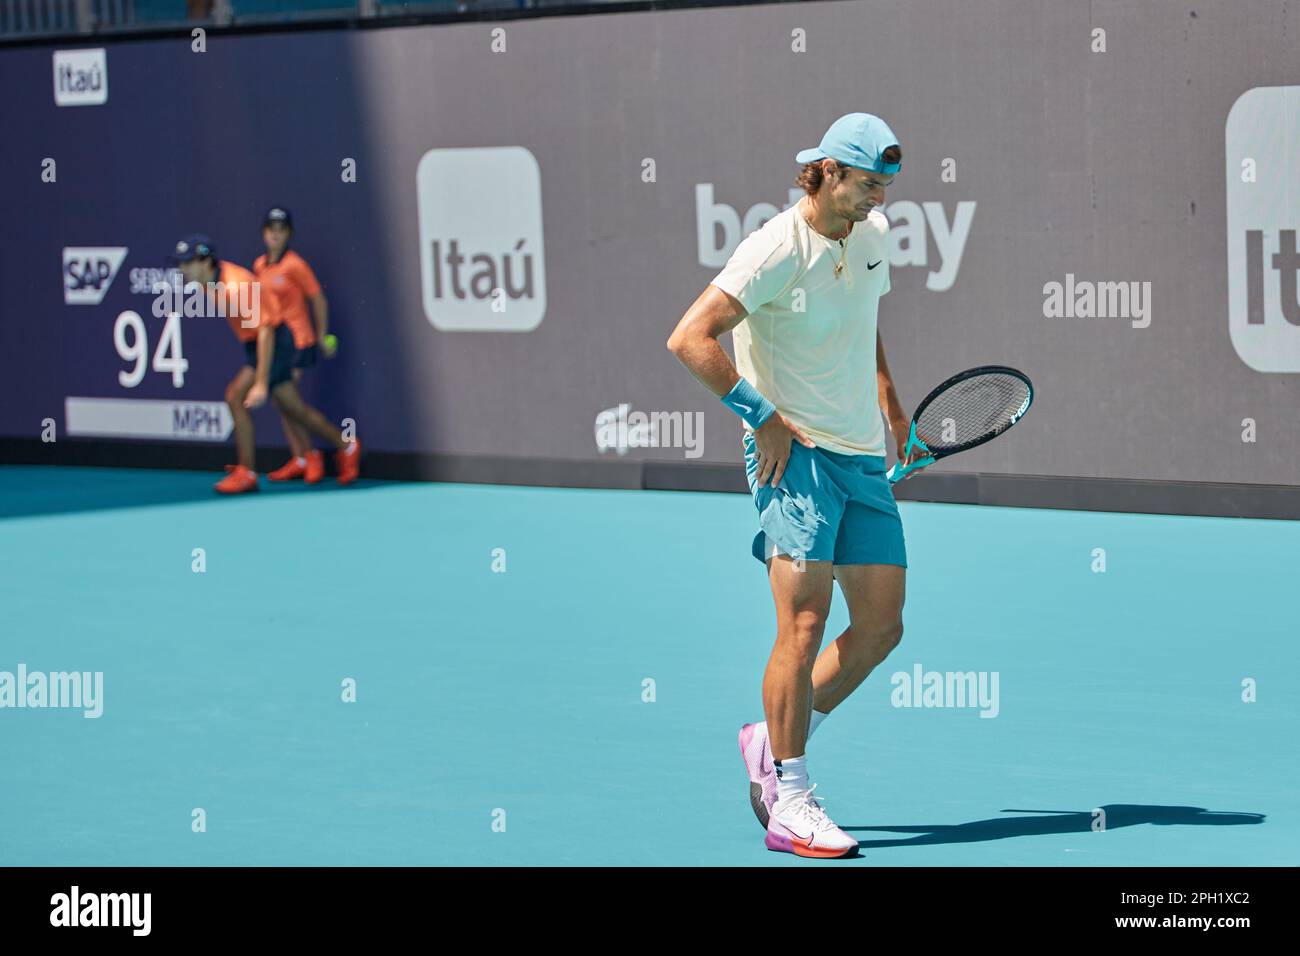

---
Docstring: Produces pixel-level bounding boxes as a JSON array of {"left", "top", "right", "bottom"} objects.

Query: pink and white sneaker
[
  {"left": 765, "top": 785, "right": 858, "bottom": 858},
  {"left": 738, "top": 721, "right": 778, "bottom": 828}
]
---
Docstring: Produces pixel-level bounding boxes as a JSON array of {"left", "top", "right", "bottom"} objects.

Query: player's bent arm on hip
[{"left": 667, "top": 284, "right": 813, "bottom": 488}]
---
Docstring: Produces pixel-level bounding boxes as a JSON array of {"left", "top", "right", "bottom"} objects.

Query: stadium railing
[{"left": 1, "top": 0, "right": 640, "bottom": 40}]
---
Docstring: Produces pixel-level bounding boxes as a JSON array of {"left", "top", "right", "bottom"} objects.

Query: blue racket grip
[{"left": 887, "top": 422, "right": 935, "bottom": 484}]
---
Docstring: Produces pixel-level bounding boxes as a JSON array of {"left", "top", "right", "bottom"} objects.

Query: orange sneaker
[
  {"left": 215, "top": 464, "right": 259, "bottom": 495},
  {"left": 268, "top": 456, "right": 307, "bottom": 481},
  {"left": 336, "top": 439, "right": 361, "bottom": 485},
  {"left": 304, "top": 450, "right": 325, "bottom": 484}
]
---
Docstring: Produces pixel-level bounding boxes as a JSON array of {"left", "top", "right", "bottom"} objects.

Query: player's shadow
[{"left": 844, "top": 804, "right": 1265, "bottom": 848}]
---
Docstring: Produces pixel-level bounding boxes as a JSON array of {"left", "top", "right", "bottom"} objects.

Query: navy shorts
[
  {"left": 292, "top": 344, "right": 318, "bottom": 370},
  {"left": 743, "top": 430, "right": 907, "bottom": 568},
  {"left": 243, "top": 324, "right": 297, "bottom": 389}
]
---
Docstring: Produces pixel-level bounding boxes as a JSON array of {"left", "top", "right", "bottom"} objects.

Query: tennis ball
[{"left": 324, "top": 334, "right": 338, "bottom": 352}]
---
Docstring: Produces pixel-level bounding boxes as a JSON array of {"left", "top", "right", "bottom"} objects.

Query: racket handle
[
  {"left": 887, "top": 454, "right": 936, "bottom": 484},
  {"left": 888, "top": 423, "right": 934, "bottom": 484}
]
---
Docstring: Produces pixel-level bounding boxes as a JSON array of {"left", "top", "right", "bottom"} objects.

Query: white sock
[
  {"left": 295, "top": 456, "right": 306, "bottom": 466},
  {"left": 761, "top": 710, "right": 827, "bottom": 742},
  {"left": 774, "top": 754, "right": 809, "bottom": 806}
]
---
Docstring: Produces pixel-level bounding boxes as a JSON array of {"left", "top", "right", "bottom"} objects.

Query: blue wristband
[{"left": 721, "top": 378, "right": 776, "bottom": 430}]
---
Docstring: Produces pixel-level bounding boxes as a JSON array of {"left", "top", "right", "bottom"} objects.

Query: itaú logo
[
  {"left": 1226, "top": 86, "right": 1300, "bottom": 372},
  {"left": 417, "top": 146, "right": 547, "bottom": 332},
  {"left": 52, "top": 48, "right": 107, "bottom": 106}
]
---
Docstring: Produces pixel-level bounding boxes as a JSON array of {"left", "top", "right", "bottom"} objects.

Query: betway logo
[
  {"left": 695, "top": 185, "right": 976, "bottom": 291},
  {"left": 63, "top": 247, "right": 128, "bottom": 305}
]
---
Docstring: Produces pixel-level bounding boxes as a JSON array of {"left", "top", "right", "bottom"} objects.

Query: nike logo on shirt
[{"left": 867, "top": 260, "right": 882, "bottom": 270}]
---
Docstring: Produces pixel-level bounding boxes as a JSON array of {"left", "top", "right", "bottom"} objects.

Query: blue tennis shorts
[
  {"left": 242, "top": 324, "right": 297, "bottom": 389},
  {"left": 292, "top": 343, "right": 318, "bottom": 369},
  {"left": 742, "top": 430, "right": 907, "bottom": 568}
]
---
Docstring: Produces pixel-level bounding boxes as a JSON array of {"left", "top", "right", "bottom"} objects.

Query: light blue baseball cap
[{"left": 796, "top": 113, "right": 902, "bottom": 174}]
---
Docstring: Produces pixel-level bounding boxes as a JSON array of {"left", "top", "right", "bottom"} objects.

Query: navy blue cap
[
  {"left": 168, "top": 234, "right": 216, "bottom": 264},
  {"left": 262, "top": 207, "right": 293, "bottom": 229}
]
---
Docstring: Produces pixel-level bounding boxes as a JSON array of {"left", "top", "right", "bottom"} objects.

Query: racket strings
[{"left": 915, "top": 373, "right": 1030, "bottom": 450}]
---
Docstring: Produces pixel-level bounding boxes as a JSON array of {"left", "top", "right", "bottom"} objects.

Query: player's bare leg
[
  {"left": 225, "top": 366, "right": 258, "bottom": 469},
  {"left": 270, "top": 380, "right": 361, "bottom": 484},
  {"left": 270, "top": 380, "right": 345, "bottom": 450},
  {"left": 764, "top": 555, "right": 834, "bottom": 762},
  {"left": 278, "top": 369, "right": 312, "bottom": 458},
  {"left": 278, "top": 416, "right": 311, "bottom": 458},
  {"left": 758, "top": 553, "right": 857, "bottom": 856},
  {"left": 268, "top": 369, "right": 322, "bottom": 481},
  {"left": 811, "top": 564, "right": 906, "bottom": 713}
]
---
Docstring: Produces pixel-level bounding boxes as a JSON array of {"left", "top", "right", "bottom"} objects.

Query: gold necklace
[
  {"left": 832, "top": 237, "right": 848, "bottom": 278},
  {"left": 802, "top": 200, "right": 851, "bottom": 278}
]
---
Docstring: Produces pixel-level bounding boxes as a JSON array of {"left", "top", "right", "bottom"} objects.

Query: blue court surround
[{"left": 0, "top": 466, "right": 1293, "bottom": 866}]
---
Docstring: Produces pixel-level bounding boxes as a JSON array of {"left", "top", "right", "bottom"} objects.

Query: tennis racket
[{"left": 887, "top": 365, "right": 1034, "bottom": 483}]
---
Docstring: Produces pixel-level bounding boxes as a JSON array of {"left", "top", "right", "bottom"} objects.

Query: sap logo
[
  {"left": 695, "top": 185, "right": 976, "bottom": 291},
  {"left": 417, "top": 146, "right": 546, "bottom": 332},
  {"left": 63, "top": 247, "right": 128, "bottom": 305},
  {"left": 1226, "top": 86, "right": 1300, "bottom": 371},
  {"left": 52, "top": 49, "right": 107, "bottom": 107}
]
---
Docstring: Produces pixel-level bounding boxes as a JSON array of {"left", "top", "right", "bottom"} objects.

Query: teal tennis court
[{"left": 1, "top": 466, "right": 1292, "bottom": 866}]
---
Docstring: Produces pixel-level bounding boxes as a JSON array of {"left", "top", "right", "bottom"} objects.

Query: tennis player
[
  {"left": 667, "top": 113, "right": 922, "bottom": 858},
  {"left": 253, "top": 207, "right": 337, "bottom": 484},
  {"left": 169, "top": 234, "right": 360, "bottom": 494}
]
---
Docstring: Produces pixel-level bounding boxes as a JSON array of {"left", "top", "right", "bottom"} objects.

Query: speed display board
[{"left": 60, "top": 246, "right": 233, "bottom": 443}]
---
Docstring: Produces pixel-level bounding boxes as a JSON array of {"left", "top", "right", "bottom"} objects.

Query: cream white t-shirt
[{"left": 711, "top": 198, "right": 892, "bottom": 456}]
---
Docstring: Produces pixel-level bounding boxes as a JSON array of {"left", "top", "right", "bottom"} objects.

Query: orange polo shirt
[
  {"left": 212, "top": 261, "right": 281, "bottom": 343},
  {"left": 253, "top": 249, "right": 322, "bottom": 349}
]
